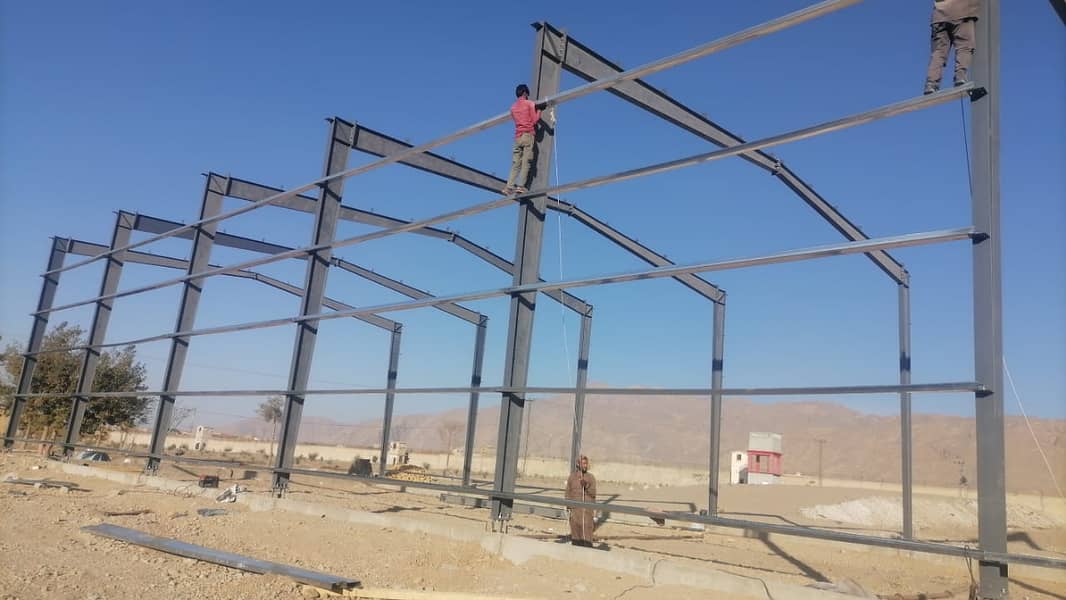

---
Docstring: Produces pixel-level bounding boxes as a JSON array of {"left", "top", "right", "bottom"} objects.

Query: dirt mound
[{"left": 801, "top": 496, "right": 1065, "bottom": 531}]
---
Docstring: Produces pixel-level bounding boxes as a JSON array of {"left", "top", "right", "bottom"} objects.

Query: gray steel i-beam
[
  {"left": 969, "top": 1, "right": 1008, "bottom": 597},
  {"left": 708, "top": 300, "right": 726, "bottom": 516},
  {"left": 462, "top": 317, "right": 488, "bottom": 486},
  {"left": 532, "top": 21, "right": 907, "bottom": 286},
  {"left": 63, "top": 212, "right": 134, "bottom": 453},
  {"left": 493, "top": 28, "right": 562, "bottom": 522},
  {"left": 273, "top": 118, "right": 353, "bottom": 492},
  {"left": 568, "top": 307, "right": 593, "bottom": 470},
  {"left": 3, "top": 237, "right": 69, "bottom": 447},
  {"left": 378, "top": 325, "right": 402, "bottom": 474},
  {"left": 898, "top": 283, "right": 913, "bottom": 539},
  {"left": 146, "top": 175, "right": 227, "bottom": 471}
]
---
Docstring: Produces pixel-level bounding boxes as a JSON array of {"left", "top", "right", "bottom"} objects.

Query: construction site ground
[{"left": 1, "top": 451, "right": 1063, "bottom": 600}]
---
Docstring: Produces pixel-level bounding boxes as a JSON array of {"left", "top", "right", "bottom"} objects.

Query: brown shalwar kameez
[{"left": 565, "top": 469, "right": 597, "bottom": 546}]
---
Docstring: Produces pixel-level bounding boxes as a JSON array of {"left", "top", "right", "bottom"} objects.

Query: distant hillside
[{"left": 219, "top": 395, "right": 1065, "bottom": 494}]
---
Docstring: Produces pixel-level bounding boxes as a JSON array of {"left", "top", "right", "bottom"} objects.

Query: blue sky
[{"left": 1, "top": 0, "right": 1063, "bottom": 428}]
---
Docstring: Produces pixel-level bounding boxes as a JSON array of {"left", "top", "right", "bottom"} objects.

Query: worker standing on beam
[
  {"left": 503, "top": 84, "right": 553, "bottom": 195},
  {"left": 923, "top": 0, "right": 980, "bottom": 94}
]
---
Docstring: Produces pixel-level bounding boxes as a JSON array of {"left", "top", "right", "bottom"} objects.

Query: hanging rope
[
  {"left": 551, "top": 111, "right": 572, "bottom": 383},
  {"left": 1004, "top": 356, "right": 1065, "bottom": 499},
  {"left": 959, "top": 97, "right": 974, "bottom": 198}
]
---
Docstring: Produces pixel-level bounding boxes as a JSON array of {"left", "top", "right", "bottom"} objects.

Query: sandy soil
[{"left": 1, "top": 451, "right": 1063, "bottom": 600}]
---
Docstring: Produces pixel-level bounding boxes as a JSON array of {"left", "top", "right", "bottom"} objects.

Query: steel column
[
  {"left": 146, "top": 176, "right": 227, "bottom": 471},
  {"left": 378, "top": 325, "right": 402, "bottom": 474},
  {"left": 493, "top": 28, "right": 562, "bottom": 521},
  {"left": 568, "top": 308, "right": 592, "bottom": 469},
  {"left": 3, "top": 237, "right": 68, "bottom": 447},
  {"left": 273, "top": 118, "right": 353, "bottom": 491},
  {"left": 898, "top": 283, "right": 914, "bottom": 539},
  {"left": 63, "top": 212, "right": 134, "bottom": 453},
  {"left": 969, "top": 0, "right": 1008, "bottom": 596},
  {"left": 708, "top": 299, "right": 726, "bottom": 516},
  {"left": 462, "top": 317, "right": 488, "bottom": 486}
]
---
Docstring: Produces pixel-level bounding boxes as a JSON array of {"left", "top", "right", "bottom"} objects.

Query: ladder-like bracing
[{"left": 5, "top": 1, "right": 1045, "bottom": 596}]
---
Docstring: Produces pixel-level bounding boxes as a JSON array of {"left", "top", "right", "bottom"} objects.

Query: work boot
[
  {"left": 501, "top": 186, "right": 513, "bottom": 195},
  {"left": 923, "top": 82, "right": 938, "bottom": 95},
  {"left": 513, "top": 186, "right": 527, "bottom": 194},
  {"left": 954, "top": 78, "right": 968, "bottom": 87}
]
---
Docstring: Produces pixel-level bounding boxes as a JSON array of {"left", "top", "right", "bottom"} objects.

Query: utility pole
[{"left": 815, "top": 438, "right": 827, "bottom": 487}]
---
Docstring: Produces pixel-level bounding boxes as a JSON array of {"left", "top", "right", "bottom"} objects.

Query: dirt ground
[{"left": 1, "top": 451, "right": 1063, "bottom": 600}]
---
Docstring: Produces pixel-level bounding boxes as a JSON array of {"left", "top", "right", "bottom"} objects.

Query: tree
[
  {"left": 256, "top": 396, "right": 284, "bottom": 457},
  {"left": 0, "top": 322, "right": 150, "bottom": 442},
  {"left": 437, "top": 420, "right": 464, "bottom": 471}
]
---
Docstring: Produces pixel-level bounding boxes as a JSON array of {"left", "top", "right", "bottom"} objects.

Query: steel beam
[
  {"left": 133, "top": 213, "right": 292, "bottom": 257},
  {"left": 568, "top": 308, "right": 593, "bottom": 469},
  {"left": 222, "top": 173, "right": 590, "bottom": 315},
  {"left": 62, "top": 212, "right": 134, "bottom": 453},
  {"left": 39, "top": 86, "right": 975, "bottom": 319},
  {"left": 43, "top": 0, "right": 861, "bottom": 279},
  {"left": 533, "top": 21, "right": 907, "bottom": 286},
  {"left": 349, "top": 124, "right": 725, "bottom": 303},
  {"left": 145, "top": 175, "right": 227, "bottom": 471},
  {"left": 67, "top": 240, "right": 398, "bottom": 331},
  {"left": 273, "top": 118, "right": 352, "bottom": 492},
  {"left": 970, "top": 1, "right": 1008, "bottom": 597},
  {"left": 330, "top": 258, "right": 481, "bottom": 325},
  {"left": 708, "top": 300, "right": 726, "bottom": 516},
  {"left": 51, "top": 227, "right": 976, "bottom": 354},
  {"left": 82, "top": 524, "right": 360, "bottom": 592},
  {"left": 898, "top": 283, "right": 913, "bottom": 539},
  {"left": 15, "top": 381, "right": 986, "bottom": 400},
  {"left": 493, "top": 26, "right": 561, "bottom": 522},
  {"left": 377, "top": 325, "right": 402, "bottom": 474},
  {"left": 462, "top": 317, "right": 488, "bottom": 486},
  {"left": 3, "top": 237, "right": 68, "bottom": 447}
]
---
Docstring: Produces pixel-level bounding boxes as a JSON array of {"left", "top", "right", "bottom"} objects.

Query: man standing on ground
[
  {"left": 503, "top": 84, "right": 553, "bottom": 195},
  {"left": 565, "top": 455, "right": 597, "bottom": 547},
  {"left": 924, "top": 0, "right": 980, "bottom": 94}
]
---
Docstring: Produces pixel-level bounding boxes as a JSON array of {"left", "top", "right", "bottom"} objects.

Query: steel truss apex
[
  {"left": 24, "top": 227, "right": 976, "bottom": 356},
  {"left": 34, "top": 85, "right": 973, "bottom": 319},
  {"left": 39, "top": 0, "right": 862, "bottom": 279},
  {"left": 532, "top": 20, "right": 908, "bottom": 285}
]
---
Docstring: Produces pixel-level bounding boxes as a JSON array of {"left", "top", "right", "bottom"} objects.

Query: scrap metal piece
[{"left": 82, "top": 524, "right": 360, "bottom": 592}]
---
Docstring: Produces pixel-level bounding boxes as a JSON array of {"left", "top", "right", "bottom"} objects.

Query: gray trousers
[
  {"left": 505, "top": 132, "right": 534, "bottom": 190},
  {"left": 925, "top": 18, "right": 976, "bottom": 88}
]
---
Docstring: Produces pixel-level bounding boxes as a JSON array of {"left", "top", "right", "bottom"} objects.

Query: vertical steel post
[
  {"left": 273, "top": 118, "right": 353, "bottom": 492},
  {"left": 568, "top": 307, "right": 592, "bottom": 470},
  {"left": 708, "top": 299, "right": 726, "bottom": 516},
  {"left": 378, "top": 324, "right": 403, "bottom": 474},
  {"left": 898, "top": 282, "right": 914, "bottom": 539},
  {"left": 462, "top": 316, "right": 488, "bottom": 486},
  {"left": 3, "top": 237, "right": 68, "bottom": 447},
  {"left": 970, "top": 1, "right": 1008, "bottom": 596},
  {"left": 146, "top": 175, "right": 227, "bottom": 472},
  {"left": 63, "top": 212, "right": 134, "bottom": 453},
  {"left": 492, "top": 28, "right": 562, "bottom": 521}
]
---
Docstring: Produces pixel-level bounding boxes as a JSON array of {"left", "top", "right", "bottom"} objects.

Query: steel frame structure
[{"left": 2, "top": 1, "right": 1039, "bottom": 596}]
